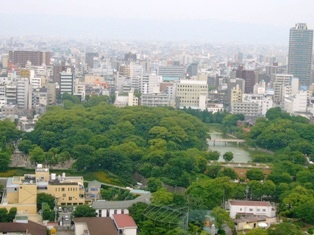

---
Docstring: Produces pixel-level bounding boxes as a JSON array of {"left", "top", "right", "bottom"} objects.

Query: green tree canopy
[
  {"left": 211, "top": 207, "right": 234, "bottom": 230},
  {"left": 223, "top": 152, "right": 234, "bottom": 162},
  {"left": 73, "top": 204, "right": 96, "bottom": 217},
  {"left": 37, "top": 193, "right": 56, "bottom": 210},
  {"left": 246, "top": 169, "right": 265, "bottom": 181},
  {"left": 267, "top": 222, "right": 303, "bottom": 235},
  {"left": 151, "top": 188, "right": 173, "bottom": 205}
]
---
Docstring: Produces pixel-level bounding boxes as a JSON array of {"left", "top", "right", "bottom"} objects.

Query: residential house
[
  {"left": 228, "top": 200, "right": 276, "bottom": 219},
  {"left": 113, "top": 214, "right": 137, "bottom": 235},
  {"left": 74, "top": 217, "right": 117, "bottom": 235},
  {"left": 0, "top": 220, "right": 47, "bottom": 235},
  {"left": 86, "top": 180, "right": 101, "bottom": 202}
]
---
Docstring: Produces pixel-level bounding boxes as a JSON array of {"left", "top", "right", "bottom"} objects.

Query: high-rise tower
[
  {"left": 60, "top": 68, "right": 74, "bottom": 95},
  {"left": 288, "top": 23, "right": 313, "bottom": 87}
]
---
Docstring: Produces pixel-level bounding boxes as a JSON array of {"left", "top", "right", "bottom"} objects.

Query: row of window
[
  {"left": 239, "top": 208, "right": 266, "bottom": 212},
  {"left": 55, "top": 187, "right": 78, "bottom": 192}
]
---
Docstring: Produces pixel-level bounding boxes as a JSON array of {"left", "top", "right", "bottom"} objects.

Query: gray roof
[
  {"left": 6, "top": 177, "right": 18, "bottom": 188},
  {"left": 92, "top": 193, "right": 151, "bottom": 210},
  {"left": 88, "top": 180, "right": 101, "bottom": 188}
]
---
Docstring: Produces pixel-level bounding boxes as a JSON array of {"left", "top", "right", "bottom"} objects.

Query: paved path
[{"left": 84, "top": 180, "right": 127, "bottom": 190}]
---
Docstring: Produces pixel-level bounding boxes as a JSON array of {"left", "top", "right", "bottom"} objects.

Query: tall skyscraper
[{"left": 288, "top": 23, "right": 313, "bottom": 87}]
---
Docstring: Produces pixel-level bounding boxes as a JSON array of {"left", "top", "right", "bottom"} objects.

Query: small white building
[
  {"left": 228, "top": 200, "right": 276, "bottom": 219},
  {"left": 92, "top": 193, "right": 151, "bottom": 218}
]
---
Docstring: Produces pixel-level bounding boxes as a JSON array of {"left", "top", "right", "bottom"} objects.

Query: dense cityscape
[{"left": 0, "top": 1, "right": 314, "bottom": 235}]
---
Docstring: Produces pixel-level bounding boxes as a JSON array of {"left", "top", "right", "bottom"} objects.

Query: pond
[{"left": 208, "top": 131, "right": 252, "bottom": 163}]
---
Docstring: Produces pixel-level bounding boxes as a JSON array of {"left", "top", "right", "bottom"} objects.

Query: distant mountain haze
[{"left": 2, "top": 14, "right": 288, "bottom": 44}]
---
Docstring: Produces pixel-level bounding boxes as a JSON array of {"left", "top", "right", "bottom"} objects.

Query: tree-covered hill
[
  {"left": 20, "top": 101, "right": 215, "bottom": 186},
  {"left": 249, "top": 107, "right": 314, "bottom": 157}
]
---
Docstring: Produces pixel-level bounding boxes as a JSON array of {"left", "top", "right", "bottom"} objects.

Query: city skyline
[{"left": 1, "top": 0, "right": 314, "bottom": 44}]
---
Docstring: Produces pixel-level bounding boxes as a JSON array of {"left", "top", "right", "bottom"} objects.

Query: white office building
[
  {"left": 231, "top": 102, "right": 261, "bottom": 117},
  {"left": 140, "top": 74, "right": 162, "bottom": 94},
  {"left": 242, "top": 94, "right": 273, "bottom": 116},
  {"left": 141, "top": 93, "right": 169, "bottom": 107},
  {"left": 74, "top": 79, "right": 86, "bottom": 101},
  {"left": 60, "top": 68, "right": 74, "bottom": 95},
  {"left": 284, "top": 90, "right": 308, "bottom": 114},
  {"left": 272, "top": 74, "right": 293, "bottom": 104},
  {"left": 17, "top": 78, "right": 32, "bottom": 110},
  {"left": 5, "top": 84, "right": 17, "bottom": 105}
]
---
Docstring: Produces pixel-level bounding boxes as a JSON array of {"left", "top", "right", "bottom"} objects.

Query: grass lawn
[{"left": 207, "top": 123, "right": 223, "bottom": 132}]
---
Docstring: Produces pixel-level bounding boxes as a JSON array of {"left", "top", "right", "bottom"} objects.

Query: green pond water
[{"left": 208, "top": 131, "right": 252, "bottom": 163}]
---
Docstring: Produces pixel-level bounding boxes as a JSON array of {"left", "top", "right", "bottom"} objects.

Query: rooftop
[
  {"left": 92, "top": 193, "right": 151, "bottom": 210},
  {"left": 229, "top": 200, "right": 272, "bottom": 207},
  {"left": 74, "top": 217, "right": 117, "bottom": 235},
  {"left": 113, "top": 214, "right": 137, "bottom": 229},
  {"left": 0, "top": 221, "right": 47, "bottom": 235}
]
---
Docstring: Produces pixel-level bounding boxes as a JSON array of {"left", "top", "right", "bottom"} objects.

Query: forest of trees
[
  {"left": 17, "top": 96, "right": 218, "bottom": 187},
  {"left": 2, "top": 95, "right": 314, "bottom": 234},
  {"left": 249, "top": 107, "right": 314, "bottom": 155}
]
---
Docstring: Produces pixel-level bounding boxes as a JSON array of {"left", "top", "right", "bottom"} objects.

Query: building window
[
  {"left": 249, "top": 209, "right": 253, "bottom": 212},
  {"left": 240, "top": 208, "right": 242, "bottom": 211},
  {"left": 62, "top": 188, "right": 65, "bottom": 191},
  {"left": 63, "top": 194, "right": 66, "bottom": 197},
  {"left": 262, "top": 209, "right": 266, "bottom": 212},
  {"left": 69, "top": 197, "right": 72, "bottom": 201},
  {"left": 257, "top": 209, "right": 260, "bottom": 212}
]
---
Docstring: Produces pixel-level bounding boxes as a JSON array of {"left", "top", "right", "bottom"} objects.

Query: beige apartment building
[
  {"left": 1, "top": 165, "right": 85, "bottom": 218},
  {"left": 176, "top": 79, "right": 208, "bottom": 110},
  {"left": 230, "top": 84, "right": 243, "bottom": 105}
]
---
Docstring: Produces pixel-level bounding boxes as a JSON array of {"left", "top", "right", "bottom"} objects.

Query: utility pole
[{"left": 222, "top": 188, "right": 225, "bottom": 209}]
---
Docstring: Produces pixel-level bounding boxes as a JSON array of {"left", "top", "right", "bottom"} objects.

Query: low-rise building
[
  {"left": 92, "top": 192, "right": 151, "bottom": 218},
  {"left": 141, "top": 93, "right": 169, "bottom": 107},
  {"left": 234, "top": 215, "right": 276, "bottom": 231},
  {"left": 228, "top": 200, "right": 276, "bottom": 219},
  {"left": 86, "top": 180, "right": 102, "bottom": 202},
  {"left": 0, "top": 220, "right": 47, "bottom": 235},
  {"left": 231, "top": 102, "right": 262, "bottom": 117},
  {"left": 1, "top": 165, "right": 85, "bottom": 219},
  {"left": 113, "top": 214, "right": 138, "bottom": 235},
  {"left": 74, "top": 217, "right": 117, "bottom": 235}
]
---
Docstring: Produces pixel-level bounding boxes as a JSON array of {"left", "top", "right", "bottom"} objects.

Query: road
[{"left": 58, "top": 211, "right": 72, "bottom": 227}]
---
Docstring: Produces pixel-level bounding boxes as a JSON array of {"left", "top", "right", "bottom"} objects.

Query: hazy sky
[{"left": 2, "top": 0, "right": 314, "bottom": 43}]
